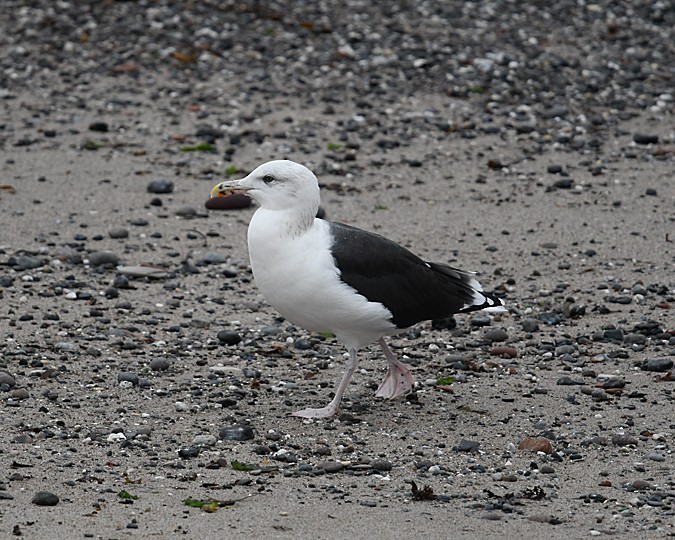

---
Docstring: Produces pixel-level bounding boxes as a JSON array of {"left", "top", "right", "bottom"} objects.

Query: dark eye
[{"left": 262, "top": 174, "right": 275, "bottom": 184}]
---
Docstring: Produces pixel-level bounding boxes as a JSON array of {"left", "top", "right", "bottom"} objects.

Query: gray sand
[{"left": 1, "top": 2, "right": 674, "bottom": 538}]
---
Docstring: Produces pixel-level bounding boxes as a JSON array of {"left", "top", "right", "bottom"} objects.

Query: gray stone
[
  {"left": 32, "top": 491, "right": 59, "bottom": 506},
  {"left": 88, "top": 251, "right": 120, "bottom": 266},
  {"left": 219, "top": 424, "right": 254, "bottom": 441}
]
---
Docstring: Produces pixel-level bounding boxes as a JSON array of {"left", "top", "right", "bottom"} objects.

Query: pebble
[
  {"left": 631, "top": 480, "right": 653, "bottom": 491},
  {"left": 640, "top": 358, "right": 673, "bottom": 372},
  {"left": 633, "top": 133, "right": 659, "bottom": 145},
  {"left": 219, "top": 424, "right": 254, "bottom": 441},
  {"left": 32, "top": 491, "right": 59, "bottom": 506},
  {"left": 192, "top": 434, "right": 217, "bottom": 447},
  {"left": 118, "top": 372, "right": 139, "bottom": 386},
  {"left": 217, "top": 330, "right": 242, "bottom": 345},
  {"left": 14, "top": 255, "right": 45, "bottom": 270},
  {"left": 489, "top": 345, "right": 518, "bottom": 358},
  {"left": 0, "top": 371, "right": 16, "bottom": 389},
  {"left": 318, "top": 461, "right": 344, "bottom": 473},
  {"left": 483, "top": 328, "right": 508, "bottom": 342},
  {"left": 10, "top": 388, "right": 29, "bottom": 400},
  {"left": 149, "top": 358, "right": 171, "bottom": 371},
  {"left": 454, "top": 439, "right": 480, "bottom": 452},
  {"left": 518, "top": 437, "right": 553, "bottom": 454},
  {"left": 521, "top": 318, "right": 539, "bottom": 332},
  {"left": 88, "top": 251, "right": 120, "bottom": 266},
  {"left": 612, "top": 434, "right": 639, "bottom": 447},
  {"left": 369, "top": 459, "right": 393, "bottom": 472},
  {"left": 89, "top": 121, "right": 109, "bottom": 132},
  {"left": 147, "top": 179, "right": 174, "bottom": 194},
  {"left": 200, "top": 252, "right": 228, "bottom": 265},
  {"left": 470, "top": 315, "right": 492, "bottom": 327},
  {"left": 556, "top": 376, "right": 583, "bottom": 385},
  {"left": 539, "top": 313, "right": 561, "bottom": 325},
  {"left": 108, "top": 227, "right": 129, "bottom": 239},
  {"left": 175, "top": 206, "right": 198, "bottom": 218}
]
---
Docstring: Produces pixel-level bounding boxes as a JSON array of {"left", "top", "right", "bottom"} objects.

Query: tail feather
[{"left": 429, "top": 262, "right": 505, "bottom": 314}]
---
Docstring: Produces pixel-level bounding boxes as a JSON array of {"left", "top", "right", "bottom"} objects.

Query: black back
[{"left": 328, "top": 222, "right": 499, "bottom": 328}]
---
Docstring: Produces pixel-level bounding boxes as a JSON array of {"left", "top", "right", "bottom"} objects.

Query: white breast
[{"left": 247, "top": 209, "right": 395, "bottom": 350}]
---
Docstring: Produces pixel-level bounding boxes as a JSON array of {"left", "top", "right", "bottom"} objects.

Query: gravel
[{"left": 0, "top": 1, "right": 674, "bottom": 539}]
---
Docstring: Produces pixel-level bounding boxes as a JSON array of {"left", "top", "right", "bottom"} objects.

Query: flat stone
[
  {"left": 147, "top": 179, "right": 174, "bottom": 194},
  {"left": 483, "top": 328, "right": 508, "bottom": 342},
  {"left": 641, "top": 358, "right": 673, "bottom": 372},
  {"left": 88, "top": 251, "right": 120, "bottom": 266},
  {"left": 149, "top": 358, "right": 171, "bottom": 371},
  {"left": 518, "top": 436, "right": 553, "bottom": 454},
  {"left": 32, "top": 491, "right": 59, "bottom": 506},
  {"left": 219, "top": 424, "right": 254, "bottom": 441},
  {"left": 108, "top": 227, "right": 129, "bottom": 239}
]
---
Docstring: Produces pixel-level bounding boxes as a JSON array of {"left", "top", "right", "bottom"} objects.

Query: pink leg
[
  {"left": 292, "top": 349, "right": 358, "bottom": 419},
  {"left": 375, "top": 338, "right": 414, "bottom": 399}
]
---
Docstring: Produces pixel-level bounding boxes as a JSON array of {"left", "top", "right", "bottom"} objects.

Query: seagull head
[{"left": 210, "top": 160, "right": 320, "bottom": 212}]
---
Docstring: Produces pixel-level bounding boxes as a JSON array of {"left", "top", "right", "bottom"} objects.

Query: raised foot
[
  {"left": 291, "top": 405, "right": 339, "bottom": 419},
  {"left": 375, "top": 362, "right": 414, "bottom": 399}
]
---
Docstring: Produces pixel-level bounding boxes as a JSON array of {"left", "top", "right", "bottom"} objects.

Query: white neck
[{"left": 250, "top": 207, "right": 316, "bottom": 240}]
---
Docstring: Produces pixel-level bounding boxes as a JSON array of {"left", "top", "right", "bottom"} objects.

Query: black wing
[{"left": 328, "top": 222, "right": 501, "bottom": 329}]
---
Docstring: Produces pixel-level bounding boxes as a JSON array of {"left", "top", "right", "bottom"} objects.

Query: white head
[{"left": 211, "top": 160, "right": 321, "bottom": 213}]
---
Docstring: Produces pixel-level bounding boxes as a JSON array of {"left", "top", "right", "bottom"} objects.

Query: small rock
[
  {"left": 633, "top": 133, "right": 659, "bottom": 145},
  {"left": 521, "top": 319, "right": 540, "bottom": 332},
  {"left": 89, "top": 121, "right": 109, "bottom": 132},
  {"left": 192, "top": 434, "right": 217, "bottom": 447},
  {"left": 118, "top": 372, "right": 139, "bottom": 386},
  {"left": 552, "top": 178, "right": 573, "bottom": 189},
  {"left": 518, "top": 437, "right": 553, "bottom": 454},
  {"left": 219, "top": 424, "right": 254, "bottom": 441},
  {"left": 318, "top": 461, "right": 344, "bottom": 473},
  {"left": 470, "top": 315, "right": 492, "bottom": 327},
  {"left": 14, "top": 255, "right": 46, "bottom": 270},
  {"left": 483, "top": 328, "right": 508, "bottom": 342},
  {"left": 0, "top": 371, "right": 16, "bottom": 389},
  {"left": 175, "top": 206, "right": 197, "bottom": 218},
  {"left": 539, "top": 312, "right": 561, "bottom": 325},
  {"left": 454, "top": 439, "right": 480, "bottom": 452},
  {"left": 88, "top": 251, "right": 120, "bottom": 266},
  {"left": 108, "top": 227, "right": 129, "bottom": 239},
  {"left": 600, "top": 377, "right": 625, "bottom": 389},
  {"left": 369, "top": 458, "right": 393, "bottom": 472},
  {"left": 149, "top": 358, "right": 171, "bottom": 371},
  {"left": 556, "top": 376, "right": 583, "bottom": 385},
  {"left": 632, "top": 480, "right": 653, "bottom": 490},
  {"left": 147, "top": 179, "right": 174, "bottom": 194},
  {"left": 32, "top": 491, "right": 59, "bottom": 506},
  {"left": 200, "top": 252, "right": 228, "bottom": 265},
  {"left": 10, "top": 388, "right": 29, "bottom": 400},
  {"left": 489, "top": 346, "right": 518, "bottom": 358},
  {"left": 640, "top": 358, "right": 673, "bottom": 372},
  {"left": 612, "top": 434, "right": 638, "bottom": 447},
  {"left": 217, "top": 330, "right": 242, "bottom": 345}
]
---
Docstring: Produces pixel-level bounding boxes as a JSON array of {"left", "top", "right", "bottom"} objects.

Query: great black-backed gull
[{"left": 211, "top": 160, "right": 504, "bottom": 418}]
